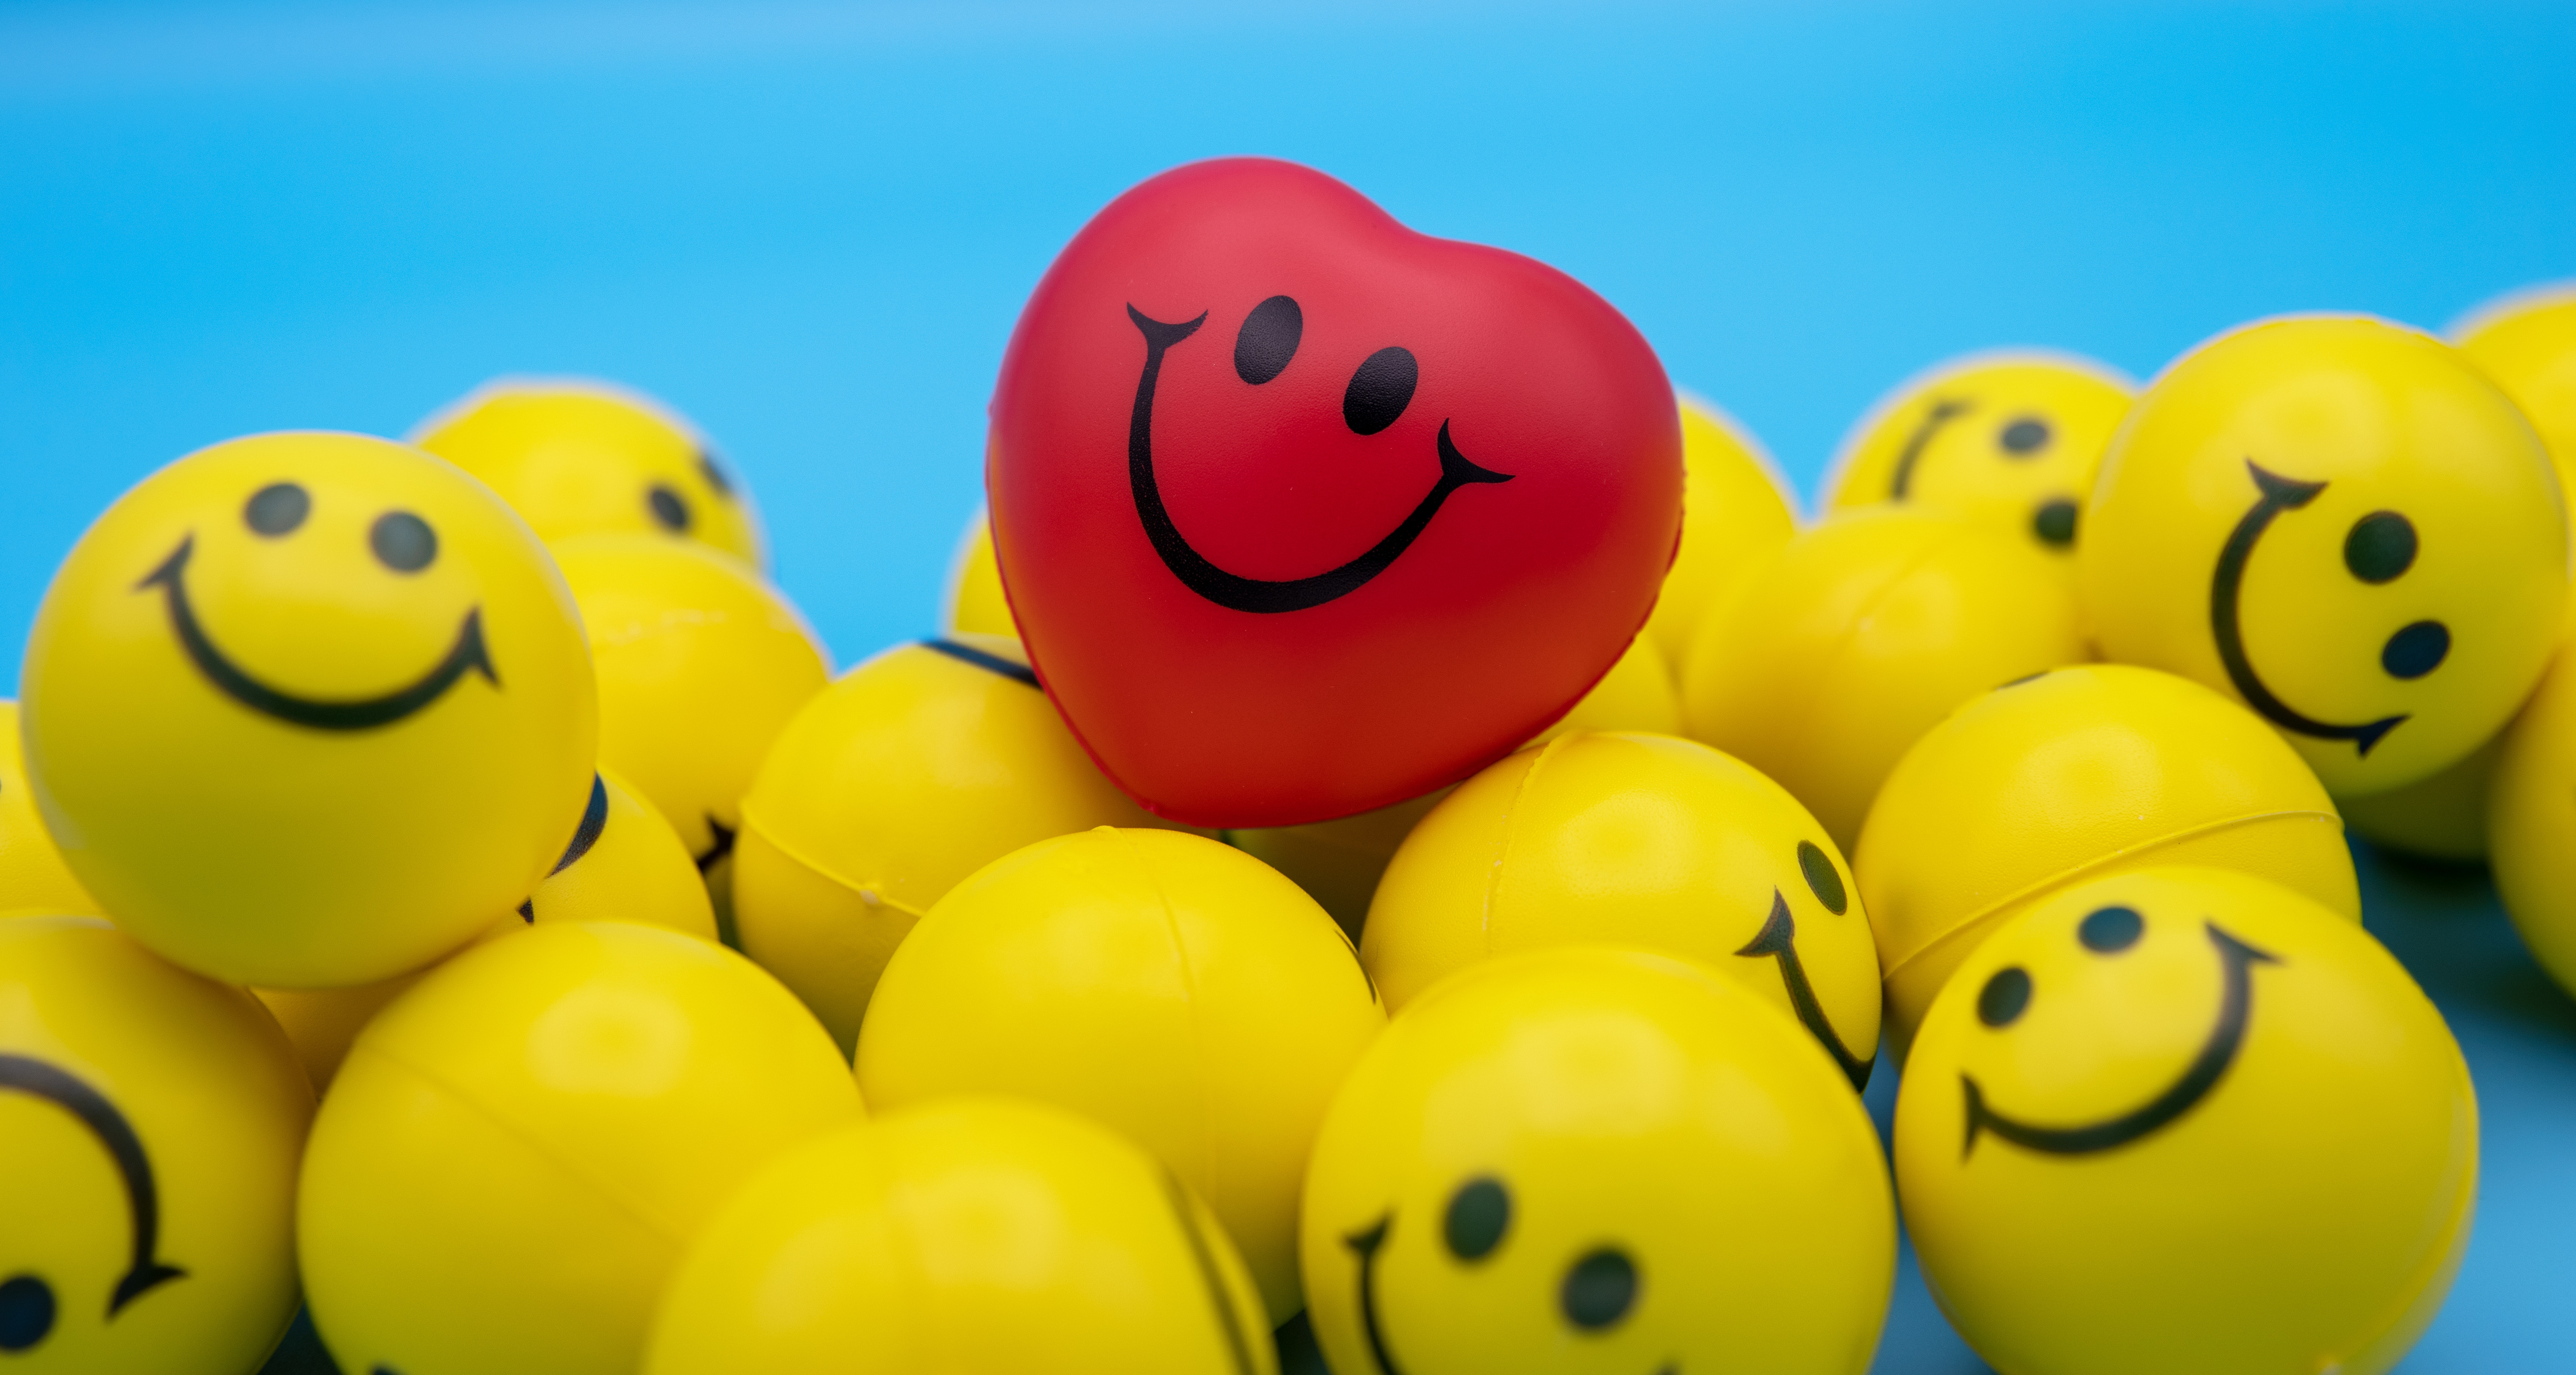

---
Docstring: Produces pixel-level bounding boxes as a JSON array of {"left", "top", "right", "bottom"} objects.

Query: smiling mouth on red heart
[{"left": 1124, "top": 303, "right": 1512, "bottom": 615}]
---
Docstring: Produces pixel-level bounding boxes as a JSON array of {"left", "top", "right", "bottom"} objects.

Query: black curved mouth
[
  {"left": 1734, "top": 890, "right": 1874, "bottom": 1090},
  {"left": 2211, "top": 462, "right": 2406, "bottom": 755},
  {"left": 1125, "top": 305, "right": 1511, "bottom": 615},
  {"left": 1887, "top": 396, "right": 1972, "bottom": 500},
  {"left": 1346, "top": 1214, "right": 1674, "bottom": 1375},
  {"left": 0, "top": 1054, "right": 186, "bottom": 1321},
  {"left": 1961, "top": 920, "right": 2277, "bottom": 1158},
  {"left": 1158, "top": 1167, "right": 1262, "bottom": 1375},
  {"left": 138, "top": 536, "right": 496, "bottom": 731}
]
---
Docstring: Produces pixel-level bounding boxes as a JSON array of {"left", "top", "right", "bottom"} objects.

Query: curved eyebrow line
[{"left": 0, "top": 1053, "right": 187, "bottom": 1315}]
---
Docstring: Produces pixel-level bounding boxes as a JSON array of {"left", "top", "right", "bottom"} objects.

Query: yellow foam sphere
[
  {"left": 2455, "top": 284, "right": 2576, "bottom": 519},
  {"left": 253, "top": 766, "right": 717, "bottom": 1091},
  {"left": 1641, "top": 398, "right": 1798, "bottom": 670},
  {"left": 21, "top": 432, "right": 597, "bottom": 987},
  {"left": 1896, "top": 867, "right": 2473, "bottom": 1375},
  {"left": 0, "top": 703, "right": 97, "bottom": 919},
  {"left": 734, "top": 636, "right": 1169, "bottom": 1051},
  {"left": 940, "top": 510, "right": 1019, "bottom": 638},
  {"left": 1366, "top": 731, "right": 1880, "bottom": 1087},
  {"left": 1533, "top": 633, "right": 1679, "bottom": 744},
  {"left": 2337, "top": 735, "right": 2499, "bottom": 864},
  {"left": 555, "top": 535, "right": 830, "bottom": 932},
  {"left": 1680, "top": 508, "right": 2086, "bottom": 851},
  {"left": 2490, "top": 630, "right": 2576, "bottom": 996},
  {"left": 2082, "top": 314, "right": 2569, "bottom": 798},
  {"left": 855, "top": 827, "right": 1384, "bottom": 1322},
  {"left": 1825, "top": 351, "right": 2134, "bottom": 559},
  {"left": 645, "top": 1098, "right": 1275, "bottom": 1375},
  {"left": 0, "top": 915, "right": 313, "bottom": 1372},
  {"left": 412, "top": 378, "right": 767, "bottom": 569},
  {"left": 1225, "top": 789, "right": 1447, "bottom": 944},
  {"left": 300, "top": 921, "right": 861, "bottom": 1375},
  {"left": 1857, "top": 664, "right": 2357, "bottom": 1058},
  {"left": 1302, "top": 948, "right": 1893, "bottom": 1375}
]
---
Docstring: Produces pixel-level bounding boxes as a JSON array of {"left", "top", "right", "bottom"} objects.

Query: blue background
[{"left": 4, "top": 3, "right": 2572, "bottom": 1370}]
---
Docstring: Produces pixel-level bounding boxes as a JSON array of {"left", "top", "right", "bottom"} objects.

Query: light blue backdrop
[{"left": 4, "top": 4, "right": 2572, "bottom": 1371}]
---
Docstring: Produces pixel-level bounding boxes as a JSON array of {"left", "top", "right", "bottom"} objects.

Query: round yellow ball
[
  {"left": 2489, "top": 630, "right": 2576, "bottom": 996},
  {"left": 939, "top": 510, "right": 1019, "bottom": 639},
  {"left": 1641, "top": 398, "right": 1798, "bottom": 670},
  {"left": 0, "top": 703, "right": 97, "bottom": 919}
]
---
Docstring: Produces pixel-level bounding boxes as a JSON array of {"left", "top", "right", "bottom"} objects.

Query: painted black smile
[
  {"left": 139, "top": 537, "right": 496, "bottom": 731},
  {"left": 1887, "top": 397, "right": 1972, "bottom": 499},
  {"left": 1961, "top": 921, "right": 2277, "bottom": 1158},
  {"left": 2211, "top": 462, "right": 2406, "bottom": 755},
  {"left": 1734, "top": 890, "right": 1874, "bottom": 1090},
  {"left": 1126, "top": 305, "right": 1512, "bottom": 614},
  {"left": 1346, "top": 1214, "right": 1674, "bottom": 1375},
  {"left": 0, "top": 1054, "right": 186, "bottom": 1322}
]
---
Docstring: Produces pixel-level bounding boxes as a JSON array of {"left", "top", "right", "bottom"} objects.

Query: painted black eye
[
  {"left": 648, "top": 484, "right": 692, "bottom": 532},
  {"left": 2344, "top": 511, "right": 2416, "bottom": 584},
  {"left": 244, "top": 482, "right": 310, "bottom": 537},
  {"left": 0, "top": 1274, "right": 54, "bottom": 1352},
  {"left": 1999, "top": 416, "right": 2051, "bottom": 455},
  {"left": 1797, "top": 841, "right": 1847, "bottom": 915},
  {"left": 1560, "top": 1248, "right": 1638, "bottom": 1330},
  {"left": 1234, "top": 295, "right": 1303, "bottom": 385},
  {"left": 695, "top": 451, "right": 735, "bottom": 498},
  {"left": 1344, "top": 347, "right": 1419, "bottom": 435},
  {"left": 2078, "top": 906, "right": 2143, "bottom": 953},
  {"left": 2383, "top": 621, "right": 2449, "bottom": 679},
  {"left": 2032, "top": 498, "right": 2079, "bottom": 547},
  {"left": 1443, "top": 1177, "right": 1511, "bottom": 1262},
  {"left": 370, "top": 512, "right": 437, "bottom": 573},
  {"left": 1978, "top": 967, "right": 2032, "bottom": 1027}
]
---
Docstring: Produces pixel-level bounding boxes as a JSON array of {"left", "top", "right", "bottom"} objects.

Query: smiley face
[
  {"left": 1896, "top": 867, "right": 2477, "bottom": 1375},
  {"left": 1825, "top": 352, "right": 2134, "bottom": 557},
  {"left": 411, "top": 379, "right": 768, "bottom": 570},
  {"left": 1366, "top": 732, "right": 1882, "bottom": 1087},
  {"left": 21, "top": 432, "right": 597, "bottom": 987},
  {"left": 1302, "top": 949, "right": 1894, "bottom": 1375},
  {"left": 2082, "top": 315, "right": 2569, "bottom": 797}
]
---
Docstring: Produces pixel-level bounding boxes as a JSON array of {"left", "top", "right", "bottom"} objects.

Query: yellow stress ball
[
  {"left": 412, "top": 378, "right": 767, "bottom": 569},
  {"left": 2337, "top": 738, "right": 2500, "bottom": 864},
  {"left": 1366, "top": 732, "right": 1879, "bottom": 1088},
  {"left": 645, "top": 1097, "right": 1275, "bottom": 1375},
  {"left": 1641, "top": 398, "right": 1798, "bottom": 669},
  {"left": 1681, "top": 508, "right": 2085, "bottom": 850},
  {"left": 21, "top": 432, "right": 597, "bottom": 987},
  {"left": 1227, "top": 789, "right": 1448, "bottom": 944},
  {"left": 1302, "top": 948, "right": 1894, "bottom": 1375},
  {"left": 2491, "top": 629, "right": 2576, "bottom": 996},
  {"left": 300, "top": 921, "right": 861, "bottom": 1375},
  {"left": 1858, "top": 665, "right": 2358, "bottom": 1057},
  {"left": 856, "top": 827, "right": 1384, "bottom": 1322},
  {"left": 252, "top": 766, "right": 717, "bottom": 1091},
  {"left": 1825, "top": 350, "right": 2134, "bottom": 558},
  {"left": 0, "top": 703, "right": 97, "bottom": 918},
  {"left": 0, "top": 915, "right": 313, "bottom": 1373},
  {"left": 734, "top": 636, "right": 1167, "bottom": 1051},
  {"left": 1896, "top": 867, "right": 2474, "bottom": 1375},
  {"left": 941, "top": 510, "right": 1019, "bottom": 638},
  {"left": 555, "top": 535, "right": 830, "bottom": 926},
  {"left": 2082, "top": 314, "right": 2569, "bottom": 798},
  {"left": 2455, "top": 283, "right": 2576, "bottom": 515}
]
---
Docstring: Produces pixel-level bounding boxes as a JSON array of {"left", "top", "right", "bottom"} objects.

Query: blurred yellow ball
[
  {"left": 1897, "top": 867, "right": 2473, "bottom": 1375},
  {"left": 1533, "top": 634, "right": 1679, "bottom": 744},
  {"left": 734, "top": 635, "right": 1168, "bottom": 1052},
  {"left": 645, "top": 1097, "right": 1276, "bottom": 1375},
  {"left": 940, "top": 510, "right": 1019, "bottom": 638},
  {"left": 1681, "top": 508, "right": 2086, "bottom": 851},
  {"left": 412, "top": 379, "right": 767, "bottom": 569},
  {"left": 253, "top": 765, "right": 717, "bottom": 1091},
  {"left": 2082, "top": 314, "right": 2568, "bottom": 798},
  {"left": 2337, "top": 736, "right": 2498, "bottom": 864},
  {"left": 1225, "top": 789, "right": 1446, "bottom": 945},
  {"left": 1366, "top": 732, "right": 1879, "bottom": 1086},
  {"left": 855, "top": 826, "right": 1383, "bottom": 1322},
  {"left": 1641, "top": 398, "right": 1798, "bottom": 671},
  {"left": 1825, "top": 351, "right": 2133, "bottom": 560},
  {"left": 21, "top": 432, "right": 597, "bottom": 987},
  {"left": 301, "top": 921, "right": 861, "bottom": 1375},
  {"left": 556, "top": 535, "right": 830, "bottom": 934},
  {"left": 2490, "top": 630, "right": 2576, "bottom": 997},
  {"left": 1302, "top": 948, "right": 1893, "bottom": 1375},
  {"left": 0, "top": 703, "right": 97, "bottom": 918},
  {"left": 1857, "top": 665, "right": 2357, "bottom": 1057},
  {"left": 0, "top": 915, "right": 312, "bottom": 1372},
  {"left": 2455, "top": 284, "right": 2576, "bottom": 518}
]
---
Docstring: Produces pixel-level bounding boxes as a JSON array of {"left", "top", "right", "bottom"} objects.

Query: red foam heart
[{"left": 990, "top": 157, "right": 1681, "bottom": 827}]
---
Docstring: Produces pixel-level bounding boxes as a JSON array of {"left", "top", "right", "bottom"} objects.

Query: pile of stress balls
[{"left": 4, "top": 157, "right": 2575, "bottom": 1375}]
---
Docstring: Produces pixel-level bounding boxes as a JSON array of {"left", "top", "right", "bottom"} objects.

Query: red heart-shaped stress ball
[{"left": 989, "top": 158, "right": 1682, "bottom": 828}]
